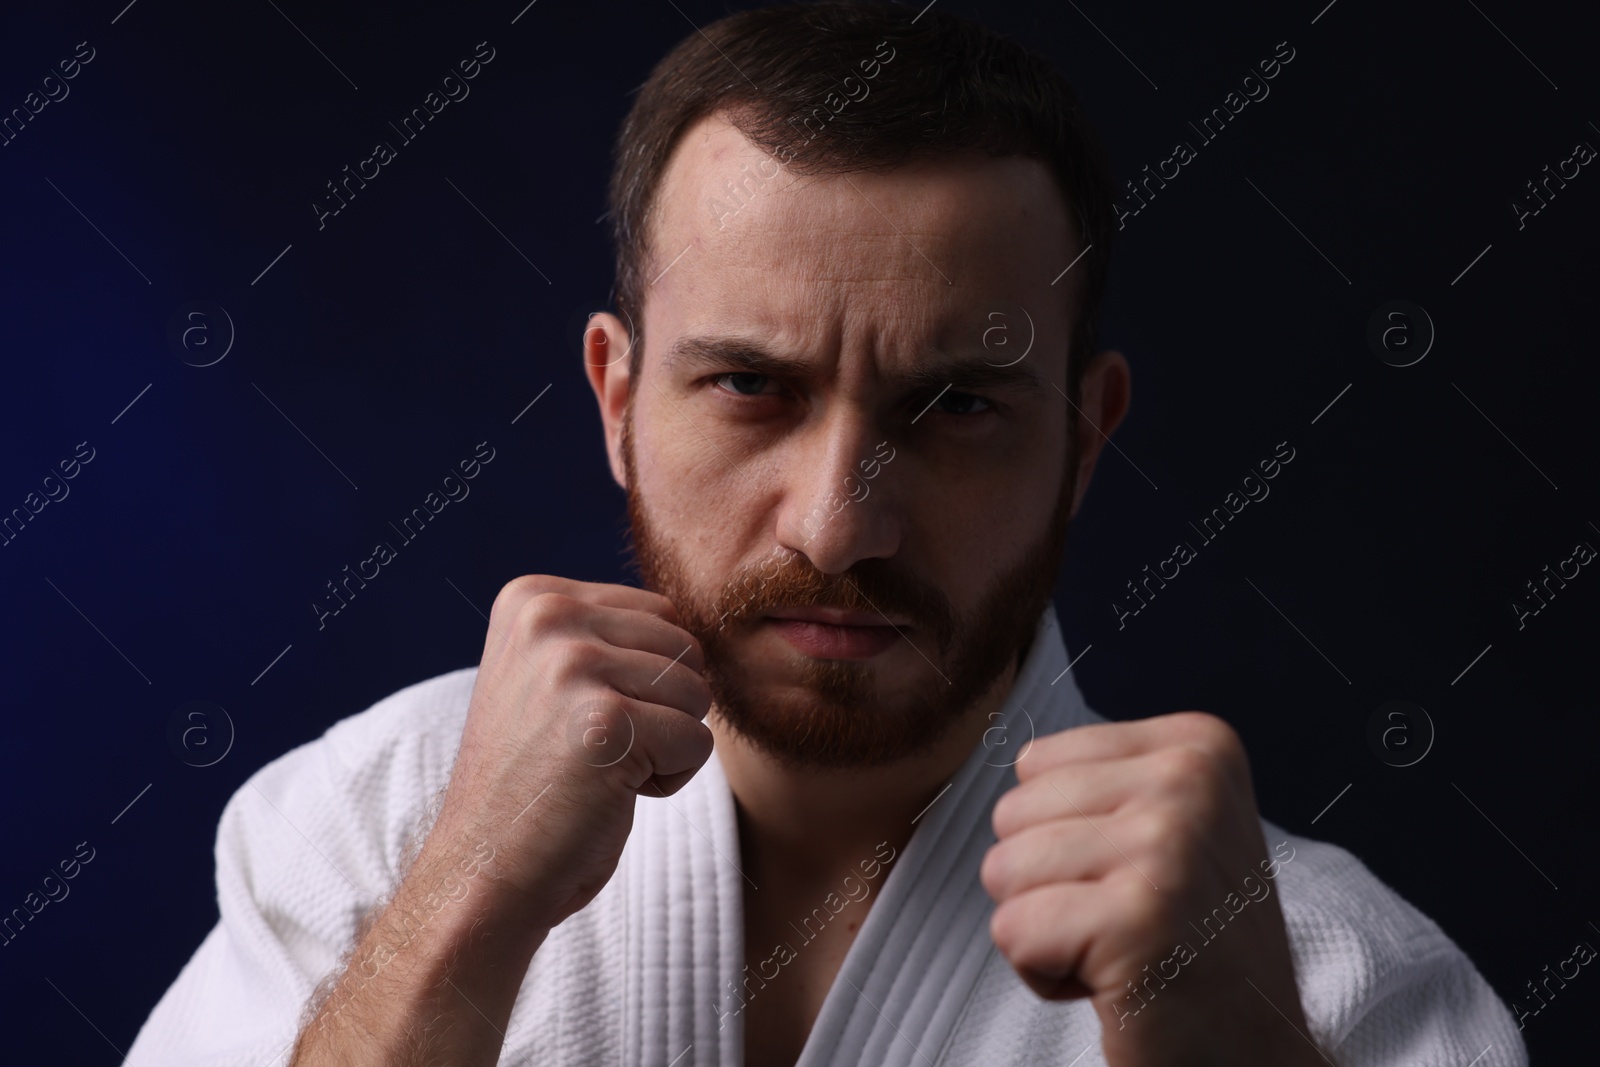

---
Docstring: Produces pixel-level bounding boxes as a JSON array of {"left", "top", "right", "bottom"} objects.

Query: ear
[
  {"left": 1068, "top": 349, "right": 1131, "bottom": 519},
  {"left": 582, "top": 311, "right": 633, "bottom": 489}
]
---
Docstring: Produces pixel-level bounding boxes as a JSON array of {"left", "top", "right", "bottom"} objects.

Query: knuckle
[
  {"left": 1014, "top": 730, "right": 1063, "bottom": 781},
  {"left": 1179, "top": 710, "right": 1241, "bottom": 755},
  {"left": 519, "top": 591, "right": 580, "bottom": 634},
  {"left": 549, "top": 637, "right": 604, "bottom": 680},
  {"left": 1153, "top": 745, "right": 1211, "bottom": 789},
  {"left": 1006, "top": 925, "right": 1052, "bottom": 973},
  {"left": 1121, "top": 879, "right": 1167, "bottom": 931},
  {"left": 648, "top": 592, "right": 681, "bottom": 623},
  {"left": 582, "top": 700, "right": 634, "bottom": 743},
  {"left": 989, "top": 899, "right": 1022, "bottom": 955},
  {"left": 497, "top": 573, "right": 558, "bottom": 610},
  {"left": 671, "top": 628, "right": 706, "bottom": 670},
  {"left": 1184, "top": 774, "right": 1224, "bottom": 825},
  {"left": 991, "top": 789, "right": 1021, "bottom": 838},
  {"left": 979, "top": 844, "right": 1010, "bottom": 898},
  {"left": 566, "top": 696, "right": 641, "bottom": 773},
  {"left": 1125, "top": 808, "right": 1173, "bottom": 854}
]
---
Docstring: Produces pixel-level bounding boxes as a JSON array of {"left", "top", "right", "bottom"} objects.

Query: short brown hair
[{"left": 604, "top": 0, "right": 1117, "bottom": 404}]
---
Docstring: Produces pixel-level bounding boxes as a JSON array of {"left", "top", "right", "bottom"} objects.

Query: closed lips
[{"left": 765, "top": 608, "right": 903, "bottom": 627}]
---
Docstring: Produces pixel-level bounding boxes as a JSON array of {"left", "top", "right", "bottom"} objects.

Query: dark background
[{"left": 1, "top": 0, "right": 1594, "bottom": 1060}]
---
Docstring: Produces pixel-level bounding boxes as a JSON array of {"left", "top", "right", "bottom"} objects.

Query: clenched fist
[
  {"left": 981, "top": 711, "right": 1329, "bottom": 1066},
  {"left": 430, "top": 574, "right": 716, "bottom": 931}
]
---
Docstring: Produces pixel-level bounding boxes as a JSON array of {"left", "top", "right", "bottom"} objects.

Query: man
[{"left": 128, "top": 2, "right": 1525, "bottom": 1064}]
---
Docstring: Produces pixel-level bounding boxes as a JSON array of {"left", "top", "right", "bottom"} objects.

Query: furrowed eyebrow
[
  {"left": 663, "top": 335, "right": 1046, "bottom": 393},
  {"left": 899, "top": 358, "right": 1045, "bottom": 394},
  {"left": 664, "top": 336, "right": 806, "bottom": 380}
]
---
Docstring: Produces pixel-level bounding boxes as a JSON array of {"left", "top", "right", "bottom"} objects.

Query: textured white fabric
[{"left": 127, "top": 604, "right": 1528, "bottom": 1066}]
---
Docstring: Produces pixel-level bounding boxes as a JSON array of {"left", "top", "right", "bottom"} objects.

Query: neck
[{"left": 712, "top": 651, "right": 1022, "bottom": 888}]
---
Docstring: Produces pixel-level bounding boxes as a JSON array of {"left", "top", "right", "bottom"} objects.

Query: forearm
[
  {"left": 285, "top": 574, "right": 712, "bottom": 1061},
  {"left": 288, "top": 837, "right": 548, "bottom": 1066}
]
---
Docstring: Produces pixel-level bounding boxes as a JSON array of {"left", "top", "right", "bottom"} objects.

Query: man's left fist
[{"left": 980, "top": 711, "right": 1331, "bottom": 1067}]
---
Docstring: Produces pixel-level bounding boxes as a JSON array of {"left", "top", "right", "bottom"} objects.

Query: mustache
[{"left": 710, "top": 549, "right": 954, "bottom": 647}]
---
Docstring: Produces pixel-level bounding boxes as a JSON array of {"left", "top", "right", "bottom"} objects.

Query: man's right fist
[{"left": 429, "top": 574, "right": 715, "bottom": 931}]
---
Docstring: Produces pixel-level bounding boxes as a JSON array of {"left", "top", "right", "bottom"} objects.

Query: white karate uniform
[{"left": 126, "top": 604, "right": 1527, "bottom": 1066}]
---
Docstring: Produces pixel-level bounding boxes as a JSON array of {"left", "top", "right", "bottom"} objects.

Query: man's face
[{"left": 598, "top": 113, "right": 1093, "bottom": 770}]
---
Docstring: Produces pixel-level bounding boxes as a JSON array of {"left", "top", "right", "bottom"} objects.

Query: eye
[
  {"left": 930, "top": 390, "right": 994, "bottom": 416},
  {"left": 711, "top": 372, "right": 780, "bottom": 398}
]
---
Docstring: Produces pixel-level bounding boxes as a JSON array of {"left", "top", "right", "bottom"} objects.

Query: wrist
[
  {"left": 307, "top": 843, "right": 547, "bottom": 1044},
  {"left": 402, "top": 828, "right": 553, "bottom": 954}
]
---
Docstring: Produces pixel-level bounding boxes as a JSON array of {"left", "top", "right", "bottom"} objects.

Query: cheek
[
  {"left": 914, "top": 466, "right": 1060, "bottom": 601},
  {"left": 632, "top": 406, "right": 723, "bottom": 515},
  {"left": 635, "top": 388, "right": 756, "bottom": 487},
  {"left": 633, "top": 409, "right": 764, "bottom": 579}
]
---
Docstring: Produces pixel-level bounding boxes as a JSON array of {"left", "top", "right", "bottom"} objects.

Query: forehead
[{"left": 644, "top": 112, "right": 1078, "bottom": 368}]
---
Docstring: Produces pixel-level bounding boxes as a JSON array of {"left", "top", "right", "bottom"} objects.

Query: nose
[{"left": 775, "top": 411, "right": 901, "bottom": 574}]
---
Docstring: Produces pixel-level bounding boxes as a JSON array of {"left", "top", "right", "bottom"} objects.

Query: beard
[{"left": 620, "top": 403, "right": 1077, "bottom": 770}]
